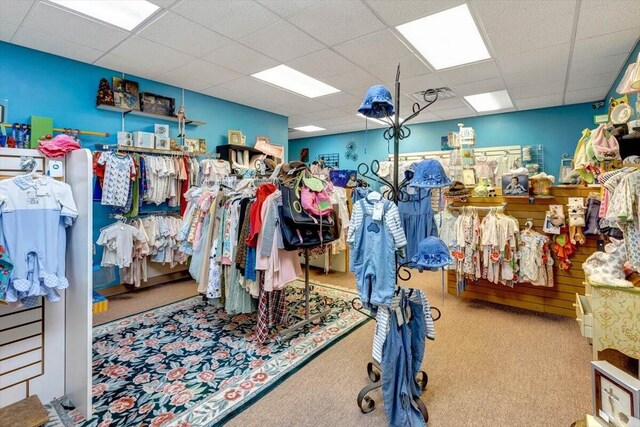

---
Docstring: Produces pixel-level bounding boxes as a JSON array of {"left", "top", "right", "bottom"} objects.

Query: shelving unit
[{"left": 96, "top": 104, "right": 206, "bottom": 126}]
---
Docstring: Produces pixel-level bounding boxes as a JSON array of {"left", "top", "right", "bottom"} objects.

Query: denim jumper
[{"left": 350, "top": 199, "right": 396, "bottom": 308}]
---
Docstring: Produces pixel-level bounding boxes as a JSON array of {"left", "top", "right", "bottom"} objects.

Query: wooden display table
[{"left": 0, "top": 395, "right": 49, "bottom": 427}]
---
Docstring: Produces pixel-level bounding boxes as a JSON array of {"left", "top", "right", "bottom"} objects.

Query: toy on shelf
[{"left": 96, "top": 78, "right": 114, "bottom": 106}]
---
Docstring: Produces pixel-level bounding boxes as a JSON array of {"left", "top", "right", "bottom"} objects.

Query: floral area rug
[{"left": 47, "top": 280, "right": 367, "bottom": 427}]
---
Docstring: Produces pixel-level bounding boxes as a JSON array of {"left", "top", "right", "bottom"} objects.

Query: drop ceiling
[{"left": 2, "top": 0, "right": 639, "bottom": 140}]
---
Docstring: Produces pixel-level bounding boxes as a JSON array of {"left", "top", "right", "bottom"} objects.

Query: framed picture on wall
[
  {"left": 112, "top": 77, "right": 140, "bottom": 111},
  {"left": 501, "top": 173, "right": 529, "bottom": 197},
  {"left": 591, "top": 361, "right": 640, "bottom": 427}
]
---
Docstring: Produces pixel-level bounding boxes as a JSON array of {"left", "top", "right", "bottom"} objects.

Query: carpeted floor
[{"left": 94, "top": 269, "right": 593, "bottom": 427}]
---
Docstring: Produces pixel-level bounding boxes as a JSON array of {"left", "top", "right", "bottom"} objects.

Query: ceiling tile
[
  {"left": 514, "top": 93, "right": 563, "bottom": 110},
  {"left": 566, "top": 71, "right": 618, "bottom": 92},
  {"left": 204, "top": 42, "right": 279, "bottom": 75},
  {"left": 317, "top": 92, "right": 362, "bottom": 109},
  {"left": 12, "top": 27, "right": 105, "bottom": 64},
  {"left": 424, "top": 97, "right": 468, "bottom": 112},
  {"left": 451, "top": 77, "right": 506, "bottom": 96},
  {"left": 201, "top": 86, "right": 250, "bottom": 104},
  {"left": 0, "top": 1, "right": 34, "bottom": 23},
  {"left": 239, "top": 98, "right": 282, "bottom": 112},
  {"left": 408, "top": 111, "right": 442, "bottom": 123},
  {"left": 221, "top": 76, "right": 306, "bottom": 105},
  {"left": 158, "top": 59, "right": 241, "bottom": 87},
  {"left": 171, "top": 0, "right": 280, "bottom": 39},
  {"left": 368, "top": 54, "right": 431, "bottom": 82},
  {"left": 314, "top": 115, "right": 364, "bottom": 127},
  {"left": 576, "top": 0, "right": 640, "bottom": 40},
  {"left": 473, "top": 0, "right": 576, "bottom": 57},
  {"left": 290, "top": 109, "right": 345, "bottom": 126},
  {"left": 570, "top": 53, "right": 629, "bottom": 78},
  {"left": 499, "top": 43, "right": 570, "bottom": 78},
  {"left": 288, "top": 0, "right": 385, "bottom": 46},
  {"left": 333, "top": 29, "right": 414, "bottom": 68},
  {"left": 396, "top": 73, "right": 447, "bottom": 96},
  {"left": 0, "top": 20, "right": 18, "bottom": 42},
  {"left": 323, "top": 69, "right": 381, "bottom": 91},
  {"left": 435, "top": 106, "right": 477, "bottom": 120},
  {"left": 564, "top": 86, "right": 610, "bottom": 104},
  {"left": 286, "top": 49, "right": 360, "bottom": 79},
  {"left": 95, "top": 53, "right": 166, "bottom": 79},
  {"left": 110, "top": 36, "right": 193, "bottom": 77},
  {"left": 256, "top": 0, "right": 316, "bottom": 17},
  {"left": 239, "top": 20, "right": 324, "bottom": 62},
  {"left": 138, "top": 11, "right": 230, "bottom": 57},
  {"left": 365, "top": 0, "right": 465, "bottom": 26},
  {"left": 148, "top": 0, "right": 177, "bottom": 7},
  {"left": 21, "top": 2, "right": 129, "bottom": 52},
  {"left": 509, "top": 80, "right": 565, "bottom": 99},
  {"left": 154, "top": 73, "right": 211, "bottom": 92},
  {"left": 437, "top": 60, "right": 501, "bottom": 86},
  {"left": 572, "top": 28, "right": 640, "bottom": 62},
  {"left": 275, "top": 98, "right": 329, "bottom": 115}
]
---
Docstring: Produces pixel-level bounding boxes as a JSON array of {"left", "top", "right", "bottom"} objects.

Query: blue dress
[{"left": 398, "top": 188, "right": 437, "bottom": 263}]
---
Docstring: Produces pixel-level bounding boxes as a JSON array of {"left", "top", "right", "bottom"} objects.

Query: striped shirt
[
  {"left": 347, "top": 197, "right": 407, "bottom": 249},
  {"left": 372, "top": 288, "right": 435, "bottom": 364}
]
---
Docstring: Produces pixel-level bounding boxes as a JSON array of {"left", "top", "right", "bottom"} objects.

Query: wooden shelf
[
  {"left": 96, "top": 104, "right": 206, "bottom": 126},
  {"left": 216, "top": 144, "right": 264, "bottom": 155}
]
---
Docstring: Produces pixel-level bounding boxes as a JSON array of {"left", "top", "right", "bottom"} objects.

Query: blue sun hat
[
  {"left": 409, "top": 159, "right": 451, "bottom": 189},
  {"left": 411, "top": 236, "right": 451, "bottom": 269},
  {"left": 358, "top": 85, "right": 395, "bottom": 119}
]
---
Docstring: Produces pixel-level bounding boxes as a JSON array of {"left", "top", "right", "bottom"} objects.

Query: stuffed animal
[
  {"left": 568, "top": 198, "right": 586, "bottom": 245},
  {"left": 583, "top": 238, "right": 633, "bottom": 287}
]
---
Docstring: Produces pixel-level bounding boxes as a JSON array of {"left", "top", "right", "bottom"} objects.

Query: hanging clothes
[
  {"left": 0, "top": 175, "right": 78, "bottom": 306},
  {"left": 398, "top": 187, "right": 437, "bottom": 262}
]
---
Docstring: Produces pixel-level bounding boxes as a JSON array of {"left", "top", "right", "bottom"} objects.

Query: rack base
[{"left": 356, "top": 362, "right": 430, "bottom": 422}]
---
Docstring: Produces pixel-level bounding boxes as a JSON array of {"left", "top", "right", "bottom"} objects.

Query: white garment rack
[{"left": 0, "top": 148, "right": 93, "bottom": 419}]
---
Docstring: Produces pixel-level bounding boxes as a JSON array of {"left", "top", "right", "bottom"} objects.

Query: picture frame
[
  {"left": 227, "top": 130, "right": 243, "bottom": 146},
  {"left": 112, "top": 77, "right": 140, "bottom": 111},
  {"left": 139, "top": 92, "right": 175, "bottom": 117},
  {"left": 462, "top": 169, "right": 476, "bottom": 186},
  {"left": 591, "top": 361, "right": 640, "bottom": 427},
  {"left": 184, "top": 137, "right": 200, "bottom": 153},
  {"left": 501, "top": 173, "right": 529, "bottom": 197}
]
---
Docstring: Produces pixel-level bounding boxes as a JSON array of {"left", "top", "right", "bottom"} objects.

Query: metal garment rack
[
  {"left": 350, "top": 65, "right": 445, "bottom": 423},
  {"left": 277, "top": 249, "right": 331, "bottom": 341}
]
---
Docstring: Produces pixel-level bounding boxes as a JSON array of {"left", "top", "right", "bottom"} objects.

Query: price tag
[
  {"left": 395, "top": 306, "right": 404, "bottom": 326},
  {"left": 407, "top": 186, "right": 415, "bottom": 195},
  {"left": 372, "top": 201, "right": 383, "bottom": 221}
]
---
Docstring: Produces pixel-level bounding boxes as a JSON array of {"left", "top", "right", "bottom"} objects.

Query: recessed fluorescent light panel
[
  {"left": 294, "top": 125, "right": 325, "bottom": 132},
  {"left": 49, "top": 0, "right": 159, "bottom": 31},
  {"left": 396, "top": 4, "right": 490, "bottom": 70},
  {"left": 252, "top": 65, "right": 340, "bottom": 98},
  {"left": 464, "top": 90, "right": 513, "bottom": 112}
]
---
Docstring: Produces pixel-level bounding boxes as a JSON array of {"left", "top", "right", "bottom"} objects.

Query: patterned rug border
[{"left": 76, "top": 278, "right": 368, "bottom": 427}]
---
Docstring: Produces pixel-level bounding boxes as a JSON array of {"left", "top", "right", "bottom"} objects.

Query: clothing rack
[
  {"left": 277, "top": 249, "right": 331, "bottom": 341},
  {"left": 353, "top": 65, "right": 442, "bottom": 423},
  {"left": 391, "top": 145, "right": 522, "bottom": 162},
  {"left": 445, "top": 202, "right": 508, "bottom": 212}
]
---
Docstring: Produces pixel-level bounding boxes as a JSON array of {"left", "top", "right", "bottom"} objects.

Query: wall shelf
[{"left": 96, "top": 104, "right": 206, "bottom": 126}]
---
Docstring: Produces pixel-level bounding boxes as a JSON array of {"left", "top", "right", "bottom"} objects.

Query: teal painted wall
[
  {"left": 0, "top": 42, "right": 288, "bottom": 289},
  {"left": 289, "top": 103, "right": 595, "bottom": 176}
]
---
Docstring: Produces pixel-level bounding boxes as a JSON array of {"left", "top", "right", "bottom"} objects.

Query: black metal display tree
[{"left": 352, "top": 65, "right": 443, "bottom": 423}]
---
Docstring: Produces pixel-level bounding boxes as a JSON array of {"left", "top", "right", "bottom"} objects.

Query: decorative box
[
  {"left": 132, "top": 131, "right": 155, "bottom": 149},
  {"left": 117, "top": 131, "right": 133, "bottom": 147}
]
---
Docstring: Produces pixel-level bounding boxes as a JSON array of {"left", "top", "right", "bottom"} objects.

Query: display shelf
[
  {"left": 96, "top": 104, "right": 206, "bottom": 126},
  {"left": 95, "top": 144, "right": 196, "bottom": 156}
]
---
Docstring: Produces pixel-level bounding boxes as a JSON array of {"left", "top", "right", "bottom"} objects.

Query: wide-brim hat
[
  {"left": 444, "top": 181, "right": 470, "bottom": 197},
  {"left": 411, "top": 236, "right": 452, "bottom": 269},
  {"left": 358, "top": 85, "right": 395, "bottom": 119},
  {"left": 409, "top": 159, "right": 452, "bottom": 189}
]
